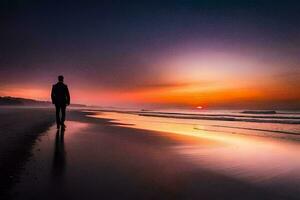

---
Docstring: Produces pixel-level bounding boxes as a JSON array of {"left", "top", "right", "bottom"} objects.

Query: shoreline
[
  {"left": 1, "top": 108, "right": 299, "bottom": 199},
  {"left": 10, "top": 109, "right": 300, "bottom": 199}
]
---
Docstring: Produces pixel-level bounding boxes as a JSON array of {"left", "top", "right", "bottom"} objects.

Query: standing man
[{"left": 51, "top": 75, "right": 70, "bottom": 129}]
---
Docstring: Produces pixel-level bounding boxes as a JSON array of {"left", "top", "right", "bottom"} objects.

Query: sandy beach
[
  {"left": 0, "top": 107, "right": 55, "bottom": 198},
  {"left": 1, "top": 108, "right": 298, "bottom": 199}
]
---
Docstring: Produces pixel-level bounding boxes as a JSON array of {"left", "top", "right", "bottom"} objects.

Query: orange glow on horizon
[
  {"left": 0, "top": 52, "right": 300, "bottom": 109},
  {"left": 1, "top": 82, "right": 300, "bottom": 108},
  {"left": 0, "top": 87, "right": 49, "bottom": 101}
]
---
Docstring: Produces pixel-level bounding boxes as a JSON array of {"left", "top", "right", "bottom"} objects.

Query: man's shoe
[{"left": 61, "top": 123, "right": 66, "bottom": 129}]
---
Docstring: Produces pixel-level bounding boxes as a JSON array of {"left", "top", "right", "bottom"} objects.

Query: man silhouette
[{"left": 51, "top": 75, "right": 70, "bottom": 129}]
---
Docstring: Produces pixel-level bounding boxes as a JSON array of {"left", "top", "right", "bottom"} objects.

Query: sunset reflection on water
[{"left": 89, "top": 111, "right": 300, "bottom": 191}]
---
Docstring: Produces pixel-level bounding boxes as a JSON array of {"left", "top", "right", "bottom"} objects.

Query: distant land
[{"left": 0, "top": 96, "right": 86, "bottom": 107}]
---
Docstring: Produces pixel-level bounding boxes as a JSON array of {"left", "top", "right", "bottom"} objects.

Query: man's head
[{"left": 58, "top": 75, "right": 64, "bottom": 82}]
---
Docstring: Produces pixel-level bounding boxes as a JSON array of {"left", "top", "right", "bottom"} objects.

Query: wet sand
[
  {"left": 0, "top": 107, "right": 54, "bottom": 198},
  {"left": 9, "top": 111, "right": 299, "bottom": 199}
]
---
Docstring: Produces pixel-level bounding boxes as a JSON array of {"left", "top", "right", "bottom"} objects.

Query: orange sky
[
  {"left": 1, "top": 62, "right": 299, "bottom": 109},
  {"left": 1, "top": 1, "right": 300, "bottom": 110},
  {"left": 1, "top": 50, "right": 300, "bottom": 109}
]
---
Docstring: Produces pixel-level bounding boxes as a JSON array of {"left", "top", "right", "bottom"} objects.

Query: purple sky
[{"left": 1, "top": 1, "right": 300, "bottom": 109}]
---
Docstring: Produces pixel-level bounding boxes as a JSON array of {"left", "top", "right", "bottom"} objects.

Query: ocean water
[
  {"left": 87, "top": 109, "right": 300, "bottom": 197},
  {"left": 87, "top": 108, "right": 300, "bottom": 139}
]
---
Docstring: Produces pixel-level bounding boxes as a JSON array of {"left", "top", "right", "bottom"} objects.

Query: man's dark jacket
[{"left": 51, "top": 82, "right": 70, "bottom": 106}]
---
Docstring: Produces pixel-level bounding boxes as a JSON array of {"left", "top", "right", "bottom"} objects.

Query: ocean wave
[
  {"left": 209, "top": 125, "right": 300, "bottom": 135},
  {"left": 241, "top": 110, "right": 277, "bottom": 114},
  {"left": 138, "top": 113, "right": 300, "bottom": 124},
  {"left": 87, "top": 109, "right": 300, "bottom": 124},
  {"left": 136, "top": 111, "right": 300, "bottom": 120}
]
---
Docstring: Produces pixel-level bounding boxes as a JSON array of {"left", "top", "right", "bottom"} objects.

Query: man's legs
[
  {"left": 55, "top": 105, "right": 61, "bottom": 129},
  {"left": 61, "top": 105, "right": 66, "bottom": 127}
]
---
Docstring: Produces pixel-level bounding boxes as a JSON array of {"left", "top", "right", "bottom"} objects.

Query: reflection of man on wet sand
[
  {"left": 52, "top": 129, "right": 66, "bottom": 177},
  {"left": 51, "top": 75, "right": 70, "bottom": 129}
]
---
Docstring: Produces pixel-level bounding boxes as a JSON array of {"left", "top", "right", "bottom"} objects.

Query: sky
[{"left": 1, "top": 0, "right": 300, "bottom": 109}]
